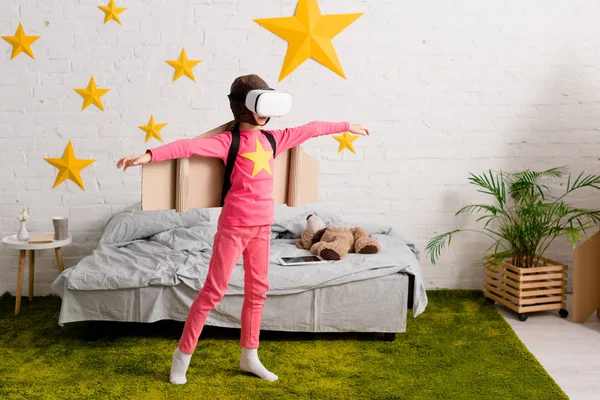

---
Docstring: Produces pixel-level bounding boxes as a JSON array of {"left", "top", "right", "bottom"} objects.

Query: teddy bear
[{"left": 296, "top": 214, "right": 381, "bottom": 261}]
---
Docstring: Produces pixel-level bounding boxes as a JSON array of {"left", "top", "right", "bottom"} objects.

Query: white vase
[{"left": 17, "top": 221, "right": 29, "bottom": 241}]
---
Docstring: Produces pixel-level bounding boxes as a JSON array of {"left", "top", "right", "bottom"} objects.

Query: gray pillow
[{"left": 101, "top": 203, "right": 211, "bottom": 245}]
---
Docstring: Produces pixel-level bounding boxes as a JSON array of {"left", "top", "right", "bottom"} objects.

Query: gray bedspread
[{"left": 54, "top": 207, "right": 427, "bottom": 317}]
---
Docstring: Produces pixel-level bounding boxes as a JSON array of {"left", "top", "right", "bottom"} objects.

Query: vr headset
[{"left": 228, "top": 88, "right": 292, "bottom": 117}]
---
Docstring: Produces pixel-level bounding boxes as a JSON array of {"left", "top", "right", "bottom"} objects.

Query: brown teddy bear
[{"left": 296, "top": 214, "right": 381, "bottom": 261}]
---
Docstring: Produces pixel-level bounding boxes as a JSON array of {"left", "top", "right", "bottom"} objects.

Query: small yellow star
[
  {"left": 166, "top": 48, "right": 202, "bottom": 82},
  {"left": 254, "top": 0, "right": 363, "bottom": 81},
  {"left": 240, "top": 138, "right": 273, "bottom": 177},
  {"left": 74, "top": 77, "right": 110, "bottom": 111},
  {"left": 2, "top": 23, "right": 40, "bottom": 60},
  {"left": 139, "top": 115, "right": 168, "bottom": 142},
  {"left": 45, "top": 141, "right": 96, "bottom": 190},
  {"left": 98, "top": 0, "right": 127, "bottom": 25},
  {"left": 333, "top": 131, "right": 359, "bottom": 154}
]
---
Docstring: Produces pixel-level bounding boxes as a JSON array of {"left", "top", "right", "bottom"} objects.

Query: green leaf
[
  {"left": 440, "top": 167, "right": 600, "bottom": 269},
  {"left": 425, "top": 230, "right": 460, "bottom": 265}
]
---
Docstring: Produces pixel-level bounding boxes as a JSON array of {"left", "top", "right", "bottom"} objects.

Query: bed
[{"left": 51, "top": 206, "right": 427, "bottom": 338}]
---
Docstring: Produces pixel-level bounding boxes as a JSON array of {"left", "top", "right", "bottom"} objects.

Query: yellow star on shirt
[
  {"left": 44, "top": 141, "right": 96, "bottom": 190},
  {"left": 139, "top": 115, "right": 168, "bottom": 142},
  {"left": 254, "top": 0, "right": 363, "bottom": 81},
  {"left": 166, "top": 48, "right": 202, "bottom": 82},
  {"left": 2, "top": 23, "right": 40, "bottom": 60},
  {"left": 74, "top": 76, "right": 110, "bottom": 111},
  {"left": 98, "top": 0, "right": 127, "bottom": 25},
  {"left": 240, "top": 138, "right": 273, "bottom": 177},
  {"left": 333, "top": 131, "right": 359, "bottom": 154}
]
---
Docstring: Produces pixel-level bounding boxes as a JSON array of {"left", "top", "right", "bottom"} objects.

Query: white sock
[
  {"left": 170, "top": 347, "right": 192, "bottom": 385},
  {"left": 240, "top": 347, "right": 278, "bottom": 382}
]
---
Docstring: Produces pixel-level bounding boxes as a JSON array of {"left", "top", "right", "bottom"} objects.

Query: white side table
[{"left": 2, "top": 233, "right": 72, "bottom": 316}]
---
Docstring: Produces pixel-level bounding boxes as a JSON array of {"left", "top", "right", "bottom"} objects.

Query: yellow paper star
[
  {"left": 333, "top": 131, "right": 359, "bottom": 154},
  {"left": 98, "top": 0, "right": 127, "bottom": 25},
  {"left": 139, "top": 115, "right": 168, "bottom": 143},
  {"left": 74, "top": 77, "right": 110, "bottom": 111},
  {"left": 254, "top": 0, "right": 362, "bottom": 81},
  {"left": 44, "top": 141, "right": 95, "bottom": 190},
  {"left": 166, "top": 48, "right": 202, "bottom": 82},
  {"left": 2, "top": 23, "right": 40, "bottom": 60},
  {"left": 240, "top": 138, "right": 273, "bottom": 177}
]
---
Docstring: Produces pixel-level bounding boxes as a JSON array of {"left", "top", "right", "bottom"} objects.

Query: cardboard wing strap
[{"left": 141, "top": 121, "right": 319, "bottom": 212}]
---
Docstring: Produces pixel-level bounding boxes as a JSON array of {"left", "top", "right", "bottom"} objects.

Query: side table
[{"left": 2, "top": 233, "right": 72, "bottom": 315}]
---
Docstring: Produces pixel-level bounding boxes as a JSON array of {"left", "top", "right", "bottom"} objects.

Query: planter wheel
[
  {"left": 559, "top": 309, "right": 569, "bottom": 318},
  {"left": 517, "top": 313, "right": 528, "bottom": 322},
  {"left": 485, "top": 297, "right": 495, "bottom": 305}
]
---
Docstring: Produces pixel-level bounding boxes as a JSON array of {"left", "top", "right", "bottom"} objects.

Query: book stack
[{"left": 28, "top": 234, "right": 54, "bottom": 244}]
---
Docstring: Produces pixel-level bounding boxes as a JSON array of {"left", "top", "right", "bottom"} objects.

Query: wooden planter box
[{"left": 484, "top": 257, "right": 568, "bottom": 321}]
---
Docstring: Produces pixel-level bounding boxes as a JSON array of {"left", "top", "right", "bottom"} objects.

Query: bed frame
[{"left": 53, "top": 272, "right": 416, "bottom": 342}]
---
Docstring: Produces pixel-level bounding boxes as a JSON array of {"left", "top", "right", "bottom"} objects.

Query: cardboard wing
[{"left": 141, "top": 121, "right": 320, "bottom": 212}]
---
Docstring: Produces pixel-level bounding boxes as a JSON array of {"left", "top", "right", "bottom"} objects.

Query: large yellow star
[
  {"left": 2, "top": 23, "right": 40, "bottom": 60},
  {"left": 139, "top": 115, "right": 168, "bottom": 143},
  {"left": 333, "top": 131, "right": 359, "bottom": 154},
  {"left": 166, "top": 48, "right": 202, "bottom": 82},
  {"left": 98, "top": 0, "right": 127, "bottom": 25},
  {"left": 74, "top": 77, "right": 110, "bottom": 111},
  {"left": 240, "top": 139, "right": 273, "bottom": 177},
  {"left": 254, "top": 0, "right": 363, "bottom": 81},
  {"left": 44, "top": 141, "right": 95, "bottom": 190}
]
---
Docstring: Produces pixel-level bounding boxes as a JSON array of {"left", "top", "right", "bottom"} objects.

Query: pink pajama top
[{"left": 147, "top": 121, "right": 350, "bottom": 227}]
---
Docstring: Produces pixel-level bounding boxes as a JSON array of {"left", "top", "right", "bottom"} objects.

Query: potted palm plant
[{"left": 426, "top": 167, "right": 600, "bottom": 321}]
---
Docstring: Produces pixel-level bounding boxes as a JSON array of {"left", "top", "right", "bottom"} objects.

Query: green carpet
[{"left": 0, "top": 290, "right": 566, "bottom": 400}]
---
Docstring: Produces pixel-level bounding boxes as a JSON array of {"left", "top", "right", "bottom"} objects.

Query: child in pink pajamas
[{"left": 116, "top": 74, "right": 370, "bottom": 384}]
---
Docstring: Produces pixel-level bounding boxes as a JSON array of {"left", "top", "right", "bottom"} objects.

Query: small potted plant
[
  {"left": 426, "top": 167, "right": 600, "bottom": 321},
  {"left": 17, "top": 207, "right": 30, "bottom": 241}
]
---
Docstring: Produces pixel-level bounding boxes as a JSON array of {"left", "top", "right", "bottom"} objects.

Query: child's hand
[
  {"left": 349, "top": 123, "right": 370, "bottom": 136},
  {"left": 116, "top": 152, "right": 152, "bottom": 172}
]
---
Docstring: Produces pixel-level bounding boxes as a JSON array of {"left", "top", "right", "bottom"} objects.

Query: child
[{"left": 116, "top": 74, "right": 370, "bottom": 384}]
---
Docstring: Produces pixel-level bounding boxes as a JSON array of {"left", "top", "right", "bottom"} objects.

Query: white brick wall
[{"left": 2, "top": 0, "right": 600, "bottom": 295}]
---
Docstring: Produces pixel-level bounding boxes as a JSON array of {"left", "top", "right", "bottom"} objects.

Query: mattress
[{"left": 52, "top": 271, "right": 409, "bottom": 333}]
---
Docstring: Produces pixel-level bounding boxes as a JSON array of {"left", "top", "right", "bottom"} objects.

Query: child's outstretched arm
[
  {"left": 116, "top": 134, "right": 231, "bottom": 172},
  {"left": 267, "top": 122, "right": 370, "bottom": 156}
]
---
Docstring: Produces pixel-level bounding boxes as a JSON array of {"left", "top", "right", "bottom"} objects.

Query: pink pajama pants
[{"left": 178, "top": 224, "right": 271, "bottom": 353}]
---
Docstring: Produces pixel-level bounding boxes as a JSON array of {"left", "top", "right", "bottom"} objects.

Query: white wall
[{"left": 1, "top": 0, "right": 599, "bottom": 295}]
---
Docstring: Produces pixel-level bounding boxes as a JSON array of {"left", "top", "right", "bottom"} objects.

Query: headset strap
[
  {"left": 220, "top": 126, "right": 277, "bottom": 207},
  {"left": 260, "top": 130, "right": 277, "bottom": 158}
]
